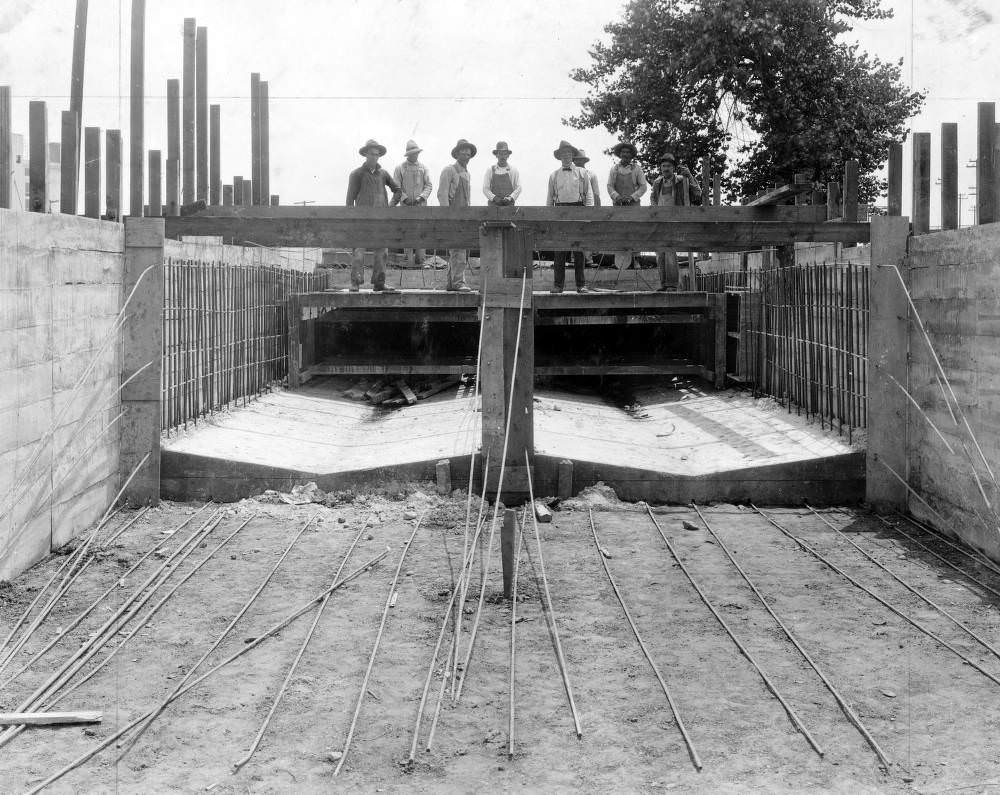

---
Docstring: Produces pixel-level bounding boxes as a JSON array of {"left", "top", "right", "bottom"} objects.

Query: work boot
[
  {"left": 373, "top": 284, "right": 400, "bottom": 294},
  {"left": 578, "top": 285, "right": 593, "bottom": 293},
  {"left": 550, "top": 286, "right": 564, "bottom": 294},
  {"left": 447, "top": 284, "right": 473, "bottom": 292}
]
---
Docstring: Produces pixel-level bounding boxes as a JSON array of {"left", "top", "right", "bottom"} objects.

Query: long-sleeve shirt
[
  {"left": 392, "top": 160, "right": 433, "bottom": 204},
  {"left": 607, "top": 162, "right": 647, "bottom": 203},
  {"left": 546, "top": 165, "right": 594, "bottom": 206},
  {"left": 482, "top": 164, "right": 522, "bottom": 203},
  {"left": 584, "top": 169, "right": 602, "bottom": 207},
  {"left": 346, "top": 164, "right": 399, "bottom": 207},
  {"left": 438, "top": 163, "right": 472, "bottom": 207}
]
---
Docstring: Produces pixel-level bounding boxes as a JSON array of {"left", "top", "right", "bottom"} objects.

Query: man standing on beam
[
  {"left": 346, "top": 139, "right": 401, "bottom": 293},
  {"left": 547, "top": 140, "right": 594, "bottom": 295},
  {"left": 438, "top": 139, "right": 477, "bottom": 292},
  {"left": 650, "top": 152, "right": 701, "bottom": 291},
  {"left": 392, "top": 140, "right": 434, "bottom": 268},
  {"left": 607, "top": 142, "right": 647, "bottom": 270},
  {"left": 483, "top": 141, "right": 521, "bottom": 207}
]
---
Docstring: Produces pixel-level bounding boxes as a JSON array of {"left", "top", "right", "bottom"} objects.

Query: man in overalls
[
  {"left": 392, "top": 139, "right": 433, "bottom": 268},
  {"left": 345, "top": 138, "right": 401, "bottom": 293},
  {"left": 573, "top": 148, "right": 602, "bottom": 268},
  {"left": 483, "top": 141, "right": 522, "bottom": 207},
  {"left": 546, "top": 140, "right": 594, "bottom": 294},
  {"left": 650, "top": 153, "right": 701, "bottom": 290},
  {"left": 607, "top": 142, "right": 647, "bottom": 270},
  {"left": 438, "top": 139, "right": 476, "bottom": 292}
]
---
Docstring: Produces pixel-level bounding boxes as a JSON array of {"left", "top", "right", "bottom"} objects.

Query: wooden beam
[
  {"left": 978, "top": 102, "right": 996, "bottom": 225},
  {"left": 886, "top": 142, "right": 903, "bottom": 216},
  {"left": 251, "top": 73, "right": 261, "bottom": 205},
  {"left": 260, "top": 81, "right": 269, "bottom": 207},
  {"left": 745, "top": 174, "right": 812, "bottom": 206},
  {"left": 0, "top": 85, "right": 9, "bottom": 209},
  {"left": 105, "top": 129, "right": 121, "bottom": 220},
  {"left": 941, "top": 123, "right": 958, "bottom": 230},
  {"left": 148, "top": 149, "right": 161, "bottom": 216},
  {"left": 196, "top": 26, "right": 208, "bottom": 203},
  {"left": 166, "top": 78, "right": 179, "bottom": 213},
  {"left": 209, "top": 103, "right": 220, "bottom": 205},
  {"left": 241, "top": 180, "right": 252, "bottom": 207},
  {"left": 69, "top": 0, "right": 87, "bottom": 185},
  {"left": 60, "top": 110, "right": 78, "bottom": 214},
  {"left": 129, "top": 0, "right": 145, "bottom": 217},
  {"left": 182, "top": 18, "right": 195, "bottom": 206},
  {"left": 0, "top": 711, "right": 101, "bottom": 726},
  {"left": 28, "top": 100, "right": 47, "bottom": 212},
  {"left": 842, "top": 159, "right": 859, "bottom": 222},
  {"left": 84, "top": 126, "right": 100, "bottom": 218},
  {"left": 912, "top": 132, "right": 931, "bottom": 235},
  {"left": 222, "top": 184, "right": 233, "bottom": 206}
]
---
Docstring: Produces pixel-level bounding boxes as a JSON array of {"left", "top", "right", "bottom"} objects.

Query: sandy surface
[{"left": 4, "top": 488, "right": 1000, "bottom": 793}]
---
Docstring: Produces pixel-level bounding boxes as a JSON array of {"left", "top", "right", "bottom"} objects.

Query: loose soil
[{"left": 4, "top": 489, "right": 1000, "bottom": 793}]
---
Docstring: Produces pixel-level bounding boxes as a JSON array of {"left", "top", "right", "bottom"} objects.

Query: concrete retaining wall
[
  {"left": 907, "top": 223, "right": 1000, "bottom": 558},
  {"left": 0, "top": 208, "right": 124, "bottom": 581}
]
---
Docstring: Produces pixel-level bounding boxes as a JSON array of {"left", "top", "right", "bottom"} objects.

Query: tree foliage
[{"left": 567, "top": 0, "right": 924, "bottom": 203}]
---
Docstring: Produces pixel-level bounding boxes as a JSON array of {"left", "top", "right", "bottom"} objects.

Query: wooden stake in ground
[{"left": 333, "top": 512, "right": 426, "bottom": 776}]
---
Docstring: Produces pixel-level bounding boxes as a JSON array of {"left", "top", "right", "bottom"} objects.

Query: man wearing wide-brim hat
[
  {"left": 483, "top": 141, "right": 521, "bottom": 207},
  {"left": 437, "top": 139, "right": 477, "bottom": 292},
  {"left": 650, "top": 152, "right": 702, "bottom": 290},
  {"left": 546, "top": 140, "right": 594, "bottom": 294},
  {"left": 346, "top": 139, "right": 401, "bottom": 292},
  {"left": 392, "top": 139, "right": 434, "bottom": 267},
  {"left": 607, "top": 141, "right": 647, "bottom": 270},
  {"left": 573, "top": 148, "right": 603, "bottom": 268}
]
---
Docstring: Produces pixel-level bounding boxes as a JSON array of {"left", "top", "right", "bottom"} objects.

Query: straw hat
[
  {"left": 492, "top": 141, "right": 512, "bottom": 155},
  {"left": 659, "top": 152, "right": 676, "bottom": 165},
  {"left": 572, "top": 148, "right": 591, "bottom": 165},
  {"left": 404, "top": 139, "right": 422, "bottom": 156},
  {"left": 359, "top": 139, "right": 387, "bottom": 157},
  {"left": 451, "top": 139, "right": 478, "bottom": 159},
  {"left": 553, "top": 140, "right": 579, "bottom": 159},
  {"left": 612, "top": 141, "right": 637, "bottom": 157}
]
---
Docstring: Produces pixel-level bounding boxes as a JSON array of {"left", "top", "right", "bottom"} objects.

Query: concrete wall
[
  {"left": 906, "top": 223, "right": 1000, "bottom": 557},
  {"left": 0, "top": 208, "right": 124, "bottom": 581}
]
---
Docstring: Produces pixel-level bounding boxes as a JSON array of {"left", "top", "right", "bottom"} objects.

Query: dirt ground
[{"left": 5, "top": 487, "right": 1000, "bottom": 793}]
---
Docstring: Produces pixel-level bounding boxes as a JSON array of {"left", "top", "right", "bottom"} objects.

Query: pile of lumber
[{"left": 342, "top": 376, "right": 461, "bottom": 408}]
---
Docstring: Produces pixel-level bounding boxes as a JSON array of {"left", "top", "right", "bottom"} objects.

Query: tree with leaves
[{"left": 568, "top": 0, "right": 924, "bottom": 203}]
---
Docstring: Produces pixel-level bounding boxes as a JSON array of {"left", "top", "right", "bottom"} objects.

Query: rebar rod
[
  {"left": 99, "top": 506, "right": 151, "bottom": 549},
  {"left": 507, "top": 513, "right": 525, "bottom": 760},
  {"left": 588, "top": 509, "right": 702, "bottom": 771},
  {"left": 887, "top": 512, "right": 1000, "bottom": 578},
  {"left": 691, "top": 503, "right": 890, "bottom": 768}
]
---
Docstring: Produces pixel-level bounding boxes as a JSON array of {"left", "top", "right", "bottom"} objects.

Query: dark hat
[
  {"left": 572, "top": 148, "right": 591, "bottom": 164},
  {"left": 451, "top": 139, "right": 478, "bottom": 159},
  {"left": 492, "top": 141, "right": 512, "bottom": 155},
  {"left": 612, "top": 141, "right": 637, "bottom": 157},
  {"left": 359, "top": 138, "right": 387, "bottom": 157},
  {"left": 553, "top": 139, "right": 579, "bottom": 159},
  {"left": 659, "top": 152, "right": 676, "bottom": 164}
]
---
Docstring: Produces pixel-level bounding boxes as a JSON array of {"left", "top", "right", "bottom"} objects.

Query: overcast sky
[{"left": 0, "top": 0, "right": 996, "bottom": 221}]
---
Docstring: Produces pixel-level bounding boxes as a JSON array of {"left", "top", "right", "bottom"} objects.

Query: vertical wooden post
[
  {"left": 287, "top": 293, "right": 300, "bottom": 388},
  {"left": 148, "top": 149, "right": 161, "bottom": 216},
  {"left": 977, "top": 102, "right": 996, "bottom": 225},
  {"left": 69, "top": 0, "right": 87, "bottom": 192},
  {"left": 0, "top": 85, "right": 9, "bottom": 209},
  {"left": 912, "top": 132, "right": 931, "bottom": 235},
  {"left": 129, "top": 0, "right": 145, "bottom": 217},
  {"left": 233, "top": 175, "right": 243, "bottom": 205},
  {"left": 250, "top": 73, "right": 261, "bottom": 205},
  {"left": 866, "top": 216, "right": 910, "bottom": 510},
  {"left": 270, "top": 194, "right": 279, "bottom": 206},
  {"left": 260, "top": 81, "right": 270, "bottom": 206},
  {"left": 241, "top": 180, "right": 252, "bottom": 207},
  {"left": 166, "top": 78, "right": 179, "bottom": 215},
  {"left": 60, "top": 110, "right": 78, "bottom": 214},
  {"left": 223, "top": 184, "right": 233, "bottom": 205},
  {"left": 887, "top": 143, "right": 903, "bottom": 216},
  {"left": 842, "top": 159, "right": 859, "bottom": 222},
  {"left": 501, "top": 509, "right": 515, "bottom": 599},
  {"left": 105, "top": 129, "right": 121, "bottom": 220},
  {"left": 28, "top": 100, "right": 47, "bottom": 212},
  {"left": 84, "top": 126, "right": 100, "bottom": 218},
  {"left": 480, "top": 224, "right": 534, "bottom": 501},
  {"left": 196, "top": 26, "right": 208, "bottom": 203},
  {"left": 941, "top": 123, "right": 958, "bottom": 230},
  {"left": 182, "top": 18, "right": 195, "bottom": 206},
  {"left": 121, "top": 216, "right": 165, "bottom": 504},
  {"left": 826, "top": 181, "right": 841, "bottom": 220},
  {"left": 712, "top": 173, "right": 721, "bottom": 207},
  {"left": 209, "top": 104, "right": 220, "bottom": 204},
  {"left": 713, "top": 292, "right": 727, "bottom": 388}
]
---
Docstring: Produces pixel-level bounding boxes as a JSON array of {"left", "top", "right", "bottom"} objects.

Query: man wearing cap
[
  {"left": 650, "top": 153, "right": 701, "bottom": 290},
  {"left": 572, "top": 148, "right": 602, "bottom": 268},
  {"left": 547, "top": 140, "right": 594, "bottom": 294},
  {"left": 392, "top": 140, "right": 433, "bottom": 267},
  {"left": 438, "top": 139, "right": 477, "bottom": 292},
  {"left": 483, "top": 142, "right": 522, "bottom": 207},
  {"left": 346, "top": 139, "right": 401, "bottom": 293},
  {"left": 607, "top": 142, "right": 647, "bottom": 270}
]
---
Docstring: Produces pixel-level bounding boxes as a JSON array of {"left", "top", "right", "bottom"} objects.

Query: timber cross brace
[{"left": 159, "top": 205, "right": 870, "bottom": 502}]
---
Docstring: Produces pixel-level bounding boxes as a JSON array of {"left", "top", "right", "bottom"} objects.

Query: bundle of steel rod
[{"left": 161, "top": 258, "right": 326, "bottom": 434}]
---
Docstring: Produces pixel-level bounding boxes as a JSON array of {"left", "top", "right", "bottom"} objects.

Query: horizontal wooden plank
[
  {"left": 536, "top": 361, "right": 709, "bottom": 377},
  {"left": 298, "top": 290, "right": 480, "bottom": 310},
  {"left": 535, "top": 313, "right": 705, "bottom": 326},
  {"left": 316, "top": 309, "right": 480, "bottom": 323},
  {"left": 745, "top": 177, "right": 813, "bottom": 207},
  {"left": 165, "top": 206, "right": 865, "bottom": 250},
  {"left": 0, "top": 711, "right": 102, "bottom": 725},
  {"left": 534, "top": 292, "right": 710, "bottom": 310},
  {"left": 307, "top": 357, "right": 477, "bottom": 376}
]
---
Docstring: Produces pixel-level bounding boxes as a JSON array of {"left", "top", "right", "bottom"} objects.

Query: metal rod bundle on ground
[
  {"left": 25, "top": 548, "right": 390, "bottom": 795},
  {"left": 333, "top": 513, "right": 426, "bottom": 776},
  {"left": 588, "top": 509, "right": 702, "bottom": 771},
  {"left": 691, "top": 503, "right": 890, "bottom": 768},
  {"left": 752, "top": 505, "right": 1000, "bottom": 690},
  {"left": 645, "top": 506, "right": 824, "bottom": 758},
  {"left": 507, "top": 513, "right": 525, "bottom": 760},
  {"left": 887, "top": 512, "right": 1000, "bottom": 578}
]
